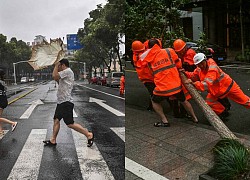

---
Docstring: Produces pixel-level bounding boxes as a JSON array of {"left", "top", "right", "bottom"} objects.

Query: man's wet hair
[
  {"left": 59, "top": 59, "right": 69, "bottom": 67},
  {"left": 148, "top": 38, "right": 160, "bottom": 48}
]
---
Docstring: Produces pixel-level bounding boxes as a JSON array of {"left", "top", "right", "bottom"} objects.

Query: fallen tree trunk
[{"left": 180, "top": 72, "right": 237, "bottom": 140}]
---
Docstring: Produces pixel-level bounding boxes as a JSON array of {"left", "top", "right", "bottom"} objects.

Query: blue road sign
[{"left": 67, "top": 34, "right": 83, "bottom": 50}]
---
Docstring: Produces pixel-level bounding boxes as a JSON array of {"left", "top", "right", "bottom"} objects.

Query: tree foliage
[
  {"left": 125, "top": 0, "right": 191, "bottom": 56},
  {"left": 76, "top": 0, "right": 125, "bottom": 74},
  {"left": 0, "top": 34, "right": 32, "bottom": 77}
]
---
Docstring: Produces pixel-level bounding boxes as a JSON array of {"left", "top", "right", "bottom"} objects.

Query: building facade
[{"left": 181, "top": 0, "right": 250, "bottom": 58}]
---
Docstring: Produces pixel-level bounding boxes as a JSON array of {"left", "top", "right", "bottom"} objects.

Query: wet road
[{"left": 0, "top": 81, "right": 125, "bottom": 180}]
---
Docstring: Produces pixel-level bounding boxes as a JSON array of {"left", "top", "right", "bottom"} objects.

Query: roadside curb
[{"left": 8, "top": 88, "right": 38, "bottom": 105}]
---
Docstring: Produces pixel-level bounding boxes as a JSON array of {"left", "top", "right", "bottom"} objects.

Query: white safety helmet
[{"left": 193, "top": 53, "right": 207, "bottom": 65}]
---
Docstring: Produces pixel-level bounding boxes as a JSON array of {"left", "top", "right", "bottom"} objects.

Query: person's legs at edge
[
  {"left": 0, "top": 109, "right": 17, "bottom": 132},
  {"left": 180, "top": 100, "right": 198, "bottom": 123},
  {"left": 49, "top": 118, "right": 60, "bottom": 144},
  {"left": 152, "top": 101, "right": 169, "bottom": 124}
]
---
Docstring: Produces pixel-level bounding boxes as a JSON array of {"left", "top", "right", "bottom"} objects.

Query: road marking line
[
  {"left": 8, "top": 129, "right": 47, "bottom": 180},
  {"left": 71, "top": 130, "right": 115, "bottom": 180},
  {"left": 89, "top": 97, "right": 125, "bottom": 116},
  {"left": 111, "top": 126, "right": 169, "bottom": 179},
  {"left": 20, "top": 99, "right": 44, "bottom": 119},
  {"left": 73, "top": 109, "right": 77, "bottom": 117},
  {"left": 110, "top": 127, "right": 125, "bottom": 142},
  {"left": 125, "top": 157, "right": 169, "bottom": 180},
  {"left": 8, "top": 88, "right": 37, "bottom": 105},
  {"left": 125, "top": 69, "right": 136, "bottom": 73},
  {"left": 76, "top": 84, "right": 125, "bottom": 100}
]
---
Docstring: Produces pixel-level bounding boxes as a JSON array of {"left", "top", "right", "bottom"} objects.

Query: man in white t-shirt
[{"left": 43, "top": 59, "right": 94, "bottom": 147}]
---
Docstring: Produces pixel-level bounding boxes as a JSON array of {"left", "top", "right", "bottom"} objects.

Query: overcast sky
[{"left": 0, "top": 0, "right": 107, "bottom": 43}]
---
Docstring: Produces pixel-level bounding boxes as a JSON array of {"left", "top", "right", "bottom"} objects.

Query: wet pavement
[
  {"left": 0, "top": 80, "right": 125, "bottom": 180},
  {"left": 125, "top": 105, "right": 250, "bottom": 180},
  {"left": 125, "top": 61, "right": 250, "bottom": 179}
]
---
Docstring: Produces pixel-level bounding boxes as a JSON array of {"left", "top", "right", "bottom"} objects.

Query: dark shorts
[
  {"left": 152, "top": 90, "right": 186, "bottom": 103},
  {"left": 54, "top": 101, "right": 74, "bottom": 125},
  {"left": 143, "top": 82, "right": 156, "bottom": 97},
  {"left": 0, "top": 96, "right": 8, "bottom": 109}
]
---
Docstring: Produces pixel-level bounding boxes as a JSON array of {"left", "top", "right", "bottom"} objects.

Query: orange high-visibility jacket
[
  {"left": 133, "top": 52, "right": 154, "bottom": 83},
  {"left": 143, "top": 44, "right": 182, "bottom": 96},
  {"left": 182, "top": 48, "right": 196, "bottom": 65},
  {"left": 185, "top": 58, "right": 233, "bottom": 98},
  {"left": 120, "top": 75, "right": 125, "bottom": 88}
]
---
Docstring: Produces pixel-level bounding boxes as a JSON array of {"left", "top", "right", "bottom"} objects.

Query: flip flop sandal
[
  {"left": 43, "top": 140, "right": 57, "bottom": 146},
  {"left": 154, "top": 122, "right": 170, "bottom": 127},
  {"left": 87, "top": 132, "right": 94, "bottom": 147},
  {"left": 12, "top": 122, "right": 18, "bottom": 132},
  {"left": 0, "top": 131, "right": 4, "bottom": 136}
]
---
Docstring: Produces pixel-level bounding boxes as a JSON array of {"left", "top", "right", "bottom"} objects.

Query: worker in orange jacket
[
  {"left": 173, "top": 39, "right": 231, "bottom": 117},
  {"left": 173, "top": 39, "right": 197, "bottom": 72},
  {"left": 131, "top": 40, "right": 155, "bottom": 110},
  {"left": 119, "top": 75, "right": 125, "bottom": 95},
  {"left": 185, "top": 53, "right": 250, "bottom": 120},
  {"left": 142, "top": 38, "right": 198, "bottom": 127},
  {"left": 172, "top": 39, "right": 195, "bottom": 118}
]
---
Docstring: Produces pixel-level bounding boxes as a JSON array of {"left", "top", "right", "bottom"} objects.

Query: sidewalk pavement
[{"left": 125, "top": 105, "right": 250, "bottom": 180}]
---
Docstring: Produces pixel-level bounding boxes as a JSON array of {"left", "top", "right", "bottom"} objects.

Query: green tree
[
  {"left": 125, "top": 0, "right": 190, "bottom": 57},
  {"left": 77, "top": 0, "right": 125, "bottom": 74}
]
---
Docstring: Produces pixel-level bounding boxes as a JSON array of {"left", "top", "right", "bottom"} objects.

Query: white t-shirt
[{"left": 57, "top": 68, "right": 74, "bottom": 104}]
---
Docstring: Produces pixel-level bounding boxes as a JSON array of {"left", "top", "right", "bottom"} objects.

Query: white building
[{"left": 33, "top": 35, "right": 46, "bottom": 46}]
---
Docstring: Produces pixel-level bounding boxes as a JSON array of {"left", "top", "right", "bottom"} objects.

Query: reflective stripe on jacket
[
  {"left": 133, "top": 52, "right": 154, "bottom": 83},
  {"left": 143, "top": 44, "right": 182, "bottom": 96},
  {"left": 185, "top": 58, "right": 233, "bottom": 98}
]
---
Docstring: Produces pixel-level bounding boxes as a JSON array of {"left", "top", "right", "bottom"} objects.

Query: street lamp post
[{"left": 13, "top": 61, "right": 28, "bottom": 85}]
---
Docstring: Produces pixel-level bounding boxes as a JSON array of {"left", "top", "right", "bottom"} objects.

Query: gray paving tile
[
  {"left": 125, "top": 134, "right": 153, "bottom": 154},
  {"left": 155, "top": 141, "right": 190, "bottom": 157},
  {"left": 193, "top": 156, "right": 214, "bottom": 169},
  {"left": 126, "top": 145, "right": 179, "bottom": 171},
  {"left": 152, "top": 156, "right": 190, "bottom": 175},
  {"left": 164, "top": 161, "right": 209, "bottom": 180},
  {"left": 162, "top": 127, "right": 219, "bottom": 152}
]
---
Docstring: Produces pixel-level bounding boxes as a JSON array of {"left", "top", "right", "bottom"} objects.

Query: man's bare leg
[
  {"left": 50, "top": 118, "right": 60, "bottom": 144},
  {"left": 152, "top": 101, "right": 169, "bottom": 123},
  {"left": 181, "top": 100, "right": 198, "bottom": 123},
  {"left": 67, "top": 123, "right": 93, "bottom": 139}
]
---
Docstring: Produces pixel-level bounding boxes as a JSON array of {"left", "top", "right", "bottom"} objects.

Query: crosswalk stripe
[
  {"left": 125, "top": 157, "right": 169, "bottom": 180},
  {"left": 73, "top": 109, "right": 77, "bottom": 117},
  {"left": 7, "top": 129, "right": 47, "bottom": 180},
  {"left": 71, "top": 130, "right": 115, "bottom": 180},
  {"left": 110, "top": 127, "right": 125, "bottom": 142}
]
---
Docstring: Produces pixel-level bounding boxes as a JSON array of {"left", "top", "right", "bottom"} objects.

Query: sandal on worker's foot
[
  {"left": 87, "top": 132, "right": 94, "bottom": 147},
  {"left": 191, "top": 117, "right": 199, "bottom": 124},
  {"left": 154, "top": 122, "right": 170, "bottom": 127},
  {"left": 12, "top": 122, "right": 18, "bottom": 132},
  {"left": 43, "top": 140, "right": 57, "bottom": 146}
]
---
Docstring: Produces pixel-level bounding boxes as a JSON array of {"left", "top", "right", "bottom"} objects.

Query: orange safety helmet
[
  {"left": 132, "top": 40, "right": 145, "bottom": 52},
  {"left": 173, "top": 39, "right": 186, "bottom": 52}
]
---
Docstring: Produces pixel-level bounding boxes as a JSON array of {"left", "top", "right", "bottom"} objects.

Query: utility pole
[
  {"left": 240, "top": 0, "right": 244, "bottom": 57},
  {"left": 13, "top": 61, "right": 28, "bottom": 85}
]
